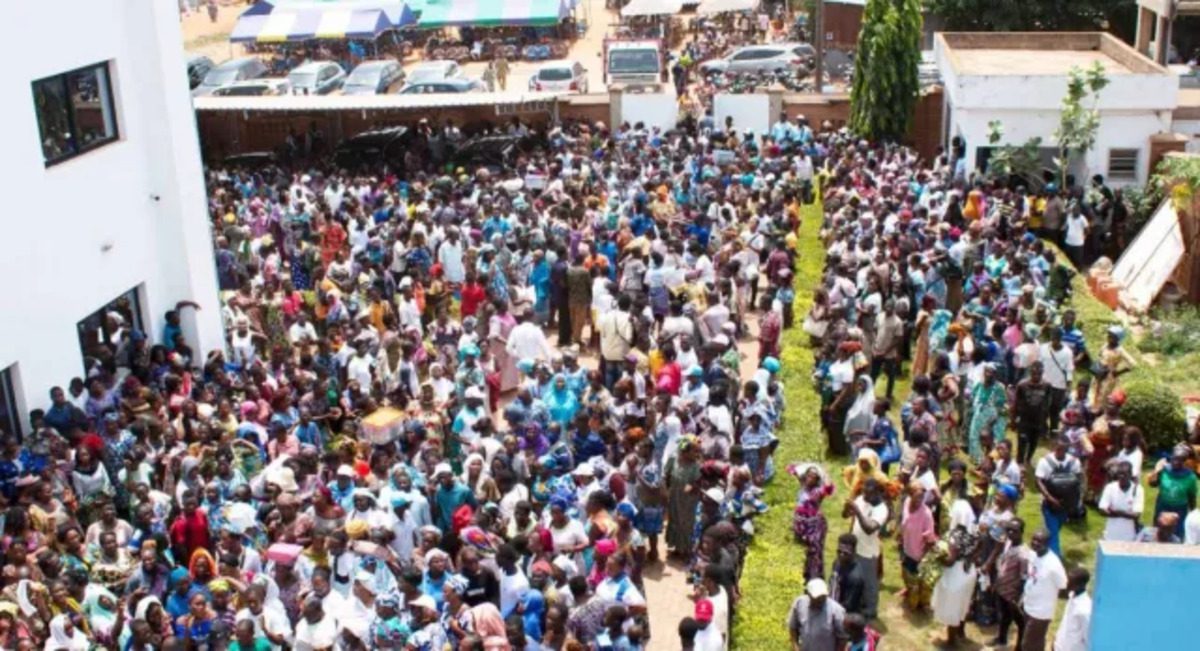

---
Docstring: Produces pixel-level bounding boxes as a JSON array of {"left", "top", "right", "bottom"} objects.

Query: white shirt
[
  {"left": 382, "top": 509, "right": 418, "bottom": 560},
  {"left": 694, "top": 621, "right": 724, "bottom": 651},
  {"left": 437, "top": 239, "right": 466, "bottom": 283},
  {"left": 346, "top": 354, "right": 375, "bottom": 390},
  {"left": 850, "top": 497, "right": 888, "bottom": 559},
  {"left": 1053, "top": 591, "right": 1091, "bottom": 651},
  {"left": 1097, "top": 480, "right": 1144, "bottom": 542},
  {"left": 1039, "top": 343, "right": 1074, "bottom": 390},
  {"left": 1064, "top": 214, "right": 1089, "bottom": 247},
  {"left": 1113, "top": 447, "right": 1144, "bottom": 480},
  {"left": 294, "top": 612, "right": 340, "bottom": 651},
  {"left": 1035, "top": 454, "right": 1082, "bottom": 483},
  {"left": 499, "top": 568, "right": 530, "bottom": 616},
  {"left": 506, "top": 321, "right": 552, "bottom": 361},
  {"left": 1185, "top": 508, "right": 1200, "bottom": 545},
  {"left": 1023, "top": 550, "right": 1067, "bottom": 620},
  {"left": 594, "top": 575, "right": 646, "bottom": 607}
]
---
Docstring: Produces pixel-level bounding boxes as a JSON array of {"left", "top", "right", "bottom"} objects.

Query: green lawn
[{"left": 733, "top": 203, "right": 1157, "bottom": 649}]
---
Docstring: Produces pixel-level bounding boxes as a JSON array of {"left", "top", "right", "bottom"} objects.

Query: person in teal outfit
[{"left": 968, "top": 364, "right": 1007, "bottom": 462}]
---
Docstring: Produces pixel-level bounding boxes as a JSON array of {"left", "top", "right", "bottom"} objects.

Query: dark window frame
[
  {"left": 0, "top": 365, "right": 20, "bottom": 439},
  {"left": 32, "top": 61, "right": 119, "bottom": 167}
]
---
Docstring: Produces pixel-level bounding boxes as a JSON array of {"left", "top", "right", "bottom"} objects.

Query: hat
[
  {"left": 762, "top": 357, "right": 781, "bottom": 373},
  {"left": 572, "top": 464, "right": 595, "bottom": 477},
  {"left": 336, "top": 465, "right": 356, "bottom": 478},
  {"left": 409, "top": 595, "right": 437, "bottom": 613},
  {"left": 702, "top": 487, "right": 724, "bottom": 503},
  {"left": 433, "top": 462, "right": 454, "bottom": 479},
  {"left": 694, "top": 599, "right": 714, "bottom": 622},
  {"left": 686, "top": 365, "right": 704, "bottom": 378},
  {"left": 268, "top": 466, "right": 299, "bottom": 492},
  {"left": 464, "top": 386, "right": 486, "bottom": 401},
  {"left": 806, "top": 578, "right": 829, "bottom": 598},
  {"left": 390, "top": 494, "right": 412, "bottom": 509}
]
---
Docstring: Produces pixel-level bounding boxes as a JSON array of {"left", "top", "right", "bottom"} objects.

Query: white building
[
  {"left": 0, "top": 0, "right": 223, "bottom": 435},
  {"left": 935, "top": 32, "right": 1180, "bottom": 187}
]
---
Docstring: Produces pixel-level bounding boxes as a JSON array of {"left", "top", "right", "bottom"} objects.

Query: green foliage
[
  {"left": 927, "top": 0, "right": 1133, "bottom": 33},
  {"left": 1053, "top": 62, "right": 1108, "bottom": 188},
  {"left": 848, "top": 0, "right": 922, "bottom": 142},
  {"left": 1139, "top": 307, "right": 1200, "bottom": 356},
  {"left": 985, "top": 120, "right": 1044, "bottom": 187},
  {"left": 1121, "top": 378, "right": 1188, "bottom": 451}
]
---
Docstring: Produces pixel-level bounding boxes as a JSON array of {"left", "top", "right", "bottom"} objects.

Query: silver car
[
  {"left": 192, "top": 57, "right": 268, "bottom": 96},
  {"left": 398, "top": 78, "right": 483, "bottom": 94},
  {"left": 700, "top": 43, "right": 814, "bottom": 75},
  {"left": 343, "top": 60, "right": 405, "bottom": 95},
  {"left": 288, "top": 61, "right": 347, "bottom": 95}
]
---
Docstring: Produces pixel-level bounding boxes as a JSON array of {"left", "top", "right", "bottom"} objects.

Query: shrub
[
  {"left": 1138, "top": 307, "right": 1200, "bottom": 356},
  {"left": 1121, "top": 378, "right": 1187, "bottom": 451}
]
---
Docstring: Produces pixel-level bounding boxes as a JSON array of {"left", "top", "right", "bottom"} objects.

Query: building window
[
  {"left": 0, "top": 365, "right": 20, "bottom": 439},
  {"left": 31, "top": 62, "right": 119, "bottom": 166},
  {"left": 1108, "top": 148, "right": 1139, "bottom": 180},
  {"left": 77, "top": 287, "right": 144, "bottom": 376}
]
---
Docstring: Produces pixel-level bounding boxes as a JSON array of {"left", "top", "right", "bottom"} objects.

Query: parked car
[
  {"left": 288, "top": 61, "right": 347, "bottom": 95},
  {"left": 186, "top": 55, "right": 214, "bottom": 90},
  {"left": 451, "top": 134, "right": 535, "bottom": 173},
  {"left": 193, "top": 57, "right": 268, "bottom": 96},
  {"left": 398, "top": 78, "right": 484, "bottom": 94},
  {"left": 529, "top": 60, "right": 588, "bottom": 93},
  {"left": 332, "top": 127, "right": 415, "bottom": 170},
  {"left": 699, "top": 43, "right": 814, "bottom": 75},
  {"left": 343, "top": 60, "right": 405, "bottom": 95},
  {"left": 211, "top": 78, "right": 291, "bottom": 97},
  {"left": 222, "top": 151, "right": 278, "bottom": 167},
  {"left": 405, "top": 60, "right": 463, "bottom": 85}
]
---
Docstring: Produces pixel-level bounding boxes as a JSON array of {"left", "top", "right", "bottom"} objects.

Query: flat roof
[
  {"left": 953, "top": 49, "right": 1132, "bottom": 76},
  {"left": 938, "top": 32, "right": 1169, "bottom": 77}
]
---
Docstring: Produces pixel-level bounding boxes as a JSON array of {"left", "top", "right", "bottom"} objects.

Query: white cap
[
  {"left": 572, "top": 464, "right": 595, "bottom": 477},
  {"left": 806, "top": 578, "right": 829, "bottom": 598},
  {"left": 464, "top": 386, "right": 485, "bottom": 400},
  {"left": 433, "top": 462, "right": 454, "bottom": 478},
  {"left": 336, "top": 465, "right": 356, "bottom": 478}
]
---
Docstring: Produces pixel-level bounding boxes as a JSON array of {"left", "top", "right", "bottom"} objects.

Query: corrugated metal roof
[{"left": 192, "top": 91, "right": 566, "bottom": 112}]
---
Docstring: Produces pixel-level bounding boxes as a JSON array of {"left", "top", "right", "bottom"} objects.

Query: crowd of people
[
  {"left": 796, "top": 131, "right": 1200, "bottom": 650},
  {"left": 0, "top": 96, "right": 847, "bottom": 650}
]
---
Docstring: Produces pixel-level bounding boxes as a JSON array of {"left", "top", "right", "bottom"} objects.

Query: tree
[
  {"left": 927, "top": 0, "right": 1136, "bottom": 36},
  {"left": 1053, "top": 61, "right": 1109, "bottom": 188},
  {"left": 984, "top": 121, "right": 1043, "bottom": 186},
  {"left": 848, "top": 0, "right": 922, "bottom": 142}
]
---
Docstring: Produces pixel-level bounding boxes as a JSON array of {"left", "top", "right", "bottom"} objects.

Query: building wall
[
  {"left": 1093, "top": 543, "right": 1200, "bottom": 650},
  {"left": 822, "top": 4, "right": 864, "bottom": 51},
  {"left": 948, "top": 105, "right": 1172, "bottom": 185},
  {"left": 0, "top": 0, "right": 222, "bottom": 419}
]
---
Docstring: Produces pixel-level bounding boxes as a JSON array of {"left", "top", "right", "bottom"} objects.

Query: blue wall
[{"left": 1092, "top": 543, "right": 1200, "bottom": 650}]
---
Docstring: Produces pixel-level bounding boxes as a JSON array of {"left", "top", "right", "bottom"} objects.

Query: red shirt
[
  {"left": 169, "top": 509, "right": 210, "bottom": 563},
  {"left": 460, "top": 282, "right": 487, "bottom": 317}
]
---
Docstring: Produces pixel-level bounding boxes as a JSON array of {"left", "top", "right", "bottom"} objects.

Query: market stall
[
  {"left": 230, "top": 0, "right": 416, "bottom": 43},
  {"left": 415, "top": 0, "right": 578, "bottom": 62},
  {"left": 616, "top": 0, "right": 682, "bottom": 45},
  {"left": 695, "top": 0, "right": 760, "bottom": 14}
]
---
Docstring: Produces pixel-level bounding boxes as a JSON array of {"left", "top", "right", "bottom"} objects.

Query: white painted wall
[
  {"left": 714, "top": 94, "right": 772, "bottom": 138},
  {"left": 935, "top": 39, "right": 1179, "bottom": 187},
  {"left": 0, "top": 0, "right": 222, "bottom": 422},
  {"left": 620, "top": 90, "right": 678, "bottom": 133}
]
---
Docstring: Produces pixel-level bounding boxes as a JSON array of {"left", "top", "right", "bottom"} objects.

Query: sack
[
  {"left": 803, "top": 312, "right": 827, "bottom": 338},
  {"left": 1045, "top": 459, "right": 1080, "bottom": 513}
]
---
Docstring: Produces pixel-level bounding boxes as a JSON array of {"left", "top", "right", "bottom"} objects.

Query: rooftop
[{"left": 937, "top": 32, "right": 1169, "bottom": 77}]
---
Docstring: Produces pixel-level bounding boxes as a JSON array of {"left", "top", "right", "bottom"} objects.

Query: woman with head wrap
[
  {"left": 441, "top": 573, "right": 471, "bottom": 645},
  {"left": 664, "top": 436, "right": 702, "bottom": 558},
  {"left": 843, "top": 375, "right": 877, "bottom": 443},
  {"left": 80, "top": 584, "right": 119, "bottom": 643},
  {"left": 164, "top": 566, "right": 202, "bottom": 620},
  {"left": 968, "top": 362, "right": 1007, "bottom": 463},
  {"left": 173, "top": 589, "right": 217, "bottom": 646},
  {"left": 841, "top": 448, "right": 900, "bottom": 501},
  {"left": 517, "top": 589, "right": 545, "bottom": 644},
  {"left": 44, "top": 613, "right": 90, "bottom": 651},
  {"left": 461, "top": 453, "right": 501, "bottom": 504},
  {"left": 420, "top": 548, "right": 453, "bottom": 611},
  {"left": 543, "top": 375, "right": 580, "bottom": 429}
]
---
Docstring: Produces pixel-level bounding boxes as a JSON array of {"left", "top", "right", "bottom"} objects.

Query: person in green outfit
[
  {"left": 229, "top": 619, "right": 271, "bottom": 651},
  {"left": 1149, "top": 444, "right": 1198, "bottom": 539}
]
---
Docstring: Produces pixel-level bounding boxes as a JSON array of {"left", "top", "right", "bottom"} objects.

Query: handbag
[{"left": 803, "top": 310, "right": 828, "bottom": 338}]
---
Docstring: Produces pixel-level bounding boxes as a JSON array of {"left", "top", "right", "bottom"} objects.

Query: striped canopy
[
  {"left": 417, "top": 0, "right": 569, "bottom": 28},
  {"left": 230, "top": 0, "right": 415, "bottom": 43}
]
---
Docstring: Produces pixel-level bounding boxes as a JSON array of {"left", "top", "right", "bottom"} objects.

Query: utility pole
[{"left": 813, "top": 0, "right": 824, "bottom": 94}]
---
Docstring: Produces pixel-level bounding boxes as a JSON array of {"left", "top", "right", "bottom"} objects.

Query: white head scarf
[{"left": 45, "top": 614, "right": 89, "bottom": 651}]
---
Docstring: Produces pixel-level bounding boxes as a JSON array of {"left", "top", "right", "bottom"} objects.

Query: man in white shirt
[
  {"left": 692, "top": 598, "right": 723, "bottom": 651},
  {"left": 345, "top": 341, "right": 375, "bottom": 390},
  {"left": 1097, "top": 460, "right": 1143, "bottom": 542},
  {"left": 294, "top": 594, "right": 339, "bottom": 651},
  {"left": 1053, "top": 567, "right": 1091, "bottom": 651},
  {"left": 1063, "top": 205, "right": 1089, "bottom": 268},
  {"left": 1022, "top": 529, "right": 1068, "bottom": 651},
  {"left": 506, "top": 309, "right": 553, "bottom": 363},
  {"left": 437, "top": 228, "right": 466, "bottom": 284},
  {"left": 288, "top": 312, "right": 318, "bottom": 346},
  {"left": 383, "top": 495, "right": 418, "bottom": 562},
  {"left": 1035, "top": 437, "right": 1082, "bottom": 557},
  {"left": 846, "top": 479, "right": 888, "bottom": 620},
  {"left": 596, "top": 295, "right": 634, "bottom": 388},
  {"left": 1039, "top": 328, "right": 1075, "bottom": 432}
]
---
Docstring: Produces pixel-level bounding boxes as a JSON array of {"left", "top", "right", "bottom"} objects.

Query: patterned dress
[{"left": 792, "top": 483, "right": 835, "bottom": 580}]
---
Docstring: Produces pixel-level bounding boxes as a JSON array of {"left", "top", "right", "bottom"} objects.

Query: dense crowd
[
  {"left": 0, "top": 105, "right": 842, "bottom": 651},
  {"left": 799, "top": 136, "right": 1200, "bottom": 651}
]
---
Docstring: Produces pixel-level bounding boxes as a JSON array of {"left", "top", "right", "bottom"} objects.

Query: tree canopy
[
  {"left": 928, "top": 0, "right": 1136, "bottom": 35},
  {"left": 848, "top": 0, "right": 922, "bottom": 142}
]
